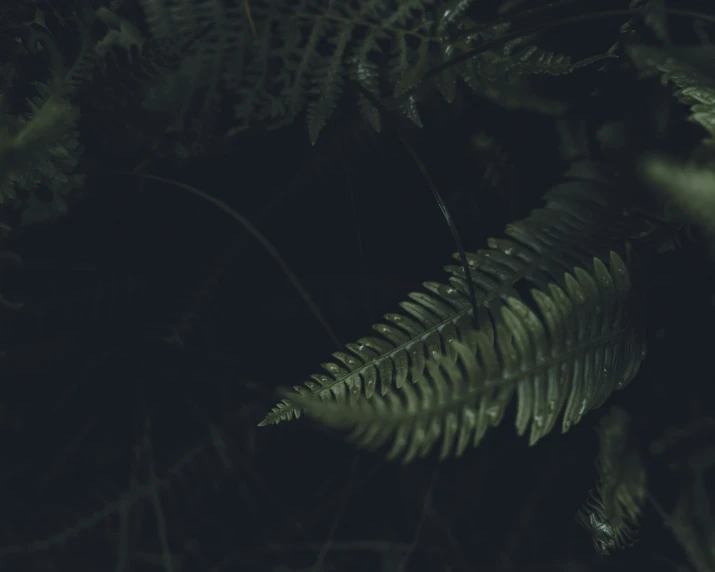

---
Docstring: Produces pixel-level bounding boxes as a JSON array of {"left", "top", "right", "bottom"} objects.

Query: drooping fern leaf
[
  {"left": 259, "top": 162, "right": 652, "bottom": 461},
  {"left": 282, "top": 250, "right": 644, "bottom": 463}
]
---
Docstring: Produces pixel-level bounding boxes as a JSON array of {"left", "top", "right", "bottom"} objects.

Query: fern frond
[
  {"left": 280, "top": 251, "right": 644, "bottom": 463},
  {"left": 260, "top": 163, "right": 650, "bottom": 441},
  {"left": 306, "top": 21, "right": 353, "bottom": 144},
  {"left": 577, "top": 406, "right": 647, "bottom": 555}
]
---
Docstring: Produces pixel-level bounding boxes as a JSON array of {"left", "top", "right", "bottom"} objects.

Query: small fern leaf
[
  {"left": 351, "top": 36, "right": 383, "bottom": 132},
  {"left": 306, "top": 24, "right": 353, "bottom": 144},
  {"left": 282, "top": 6, "right": 333, "bottom": 122},
  {"left": 393, "top": 36, "right": 431, "bottom": 98},
  {"left": 577, "top": 405, "right": 647, "bottom": 555}
]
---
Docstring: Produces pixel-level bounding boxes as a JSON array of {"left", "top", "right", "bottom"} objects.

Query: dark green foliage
[{"left": 1, "top": 2, "right": 715, "bottom": 572}]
